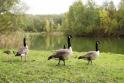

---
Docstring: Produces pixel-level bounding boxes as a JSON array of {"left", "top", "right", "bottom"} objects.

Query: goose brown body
[
  {"left": 14, "top": 38, "right": 28, "bottom": 61},
  {"left": 48, "top": 35, "right": 72, "bottom": 65},
  {"left": 78, "top": 41, "right": 100, "bottom": 64},
  {"left": 3, "top": 50, "right": 11, "bottom": 55},
  {"left": 48, "top": 47, "right": 72, "bottom": 60}
]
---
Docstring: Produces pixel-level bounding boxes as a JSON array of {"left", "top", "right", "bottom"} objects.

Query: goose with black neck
[
  {"left": 48, "top": 35, "right": 72, "bottom": 65},
  {"left": 78, "top": 41, "right": 100, "bottom": 64}
]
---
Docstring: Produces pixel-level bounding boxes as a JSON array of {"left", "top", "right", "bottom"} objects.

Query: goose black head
[
  {"left": 96, "top": 40, "right": 100, "bottom": 51},
  {"left": 48, "top": 56, "right": 53, "bottom": 60},
  {"left": 68, "top": 35, "right": 72, "bottom": 39},
  {"left": 78, "top": 56, "right": 82, "bottom": 59},
  {"left": 23, "top": 37, "right": 26, "bottom": 47},
  {"left": 67, "top": 35, "right": 72, "bottom": 48},
  {"left": 96, "top": 41, "right": 100, "bottom": 44}
]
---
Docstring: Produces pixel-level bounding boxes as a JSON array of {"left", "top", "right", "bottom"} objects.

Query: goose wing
[
  {"left": 17, "top": 47, "right": 28, "bottom": 54},
  {"left": 83, "top": 51, "right": 97, "bottom": 59},
  {"left": 54, "top": 49, "right": 70, "bottom": 58}
]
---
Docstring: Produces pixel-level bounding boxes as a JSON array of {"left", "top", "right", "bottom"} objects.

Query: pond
[{"left": 29, "top": 34, "right": 124, "bottom": 54}]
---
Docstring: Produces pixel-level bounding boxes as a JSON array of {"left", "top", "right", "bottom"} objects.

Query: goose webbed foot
[
  {"left": 56, "top": 58, "right": 66, "bottom": 66},
  {"left": 87, "top": 60, "right": 93, "bottom": 65},
  {"left": 87, "top": 61, "right": 89, "bottom": 65},
  {"left": 91, "top": 60, "right": 92, "bottom": 64},
  {"left": 24, "top": 56, "right": 27, "bottom": 62},
  {"left": 21, "top": 56, "right": 22, "bottom": 62},
  {"left": 62, "top": 59, "right": 66, "bottom": 66},
  {"left": 56, "top": 59, "right": 61, "bottom": 66}
]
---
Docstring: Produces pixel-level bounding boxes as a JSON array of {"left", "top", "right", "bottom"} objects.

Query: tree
[
  {"left": 63, "top": 0, "right": 85, "bottom": 35},
  {"left": 0, "top": 0, "right": 29, "bottom": 34},
  {"left": 10, "top": 1, "right": 28, "bottom": 14},
  {"left": 45, "top": 20, "right": 50, "bottom": 32},
  {"left": 0, "top": 0, "right": 19, "bottom": 14},
  {"left": 117, "top": 0, "right": 124, "bottom": 30},
  {"left": 63, "top": 0, "right": 100, "bottom": 36},
  {"left": 0, "top": 12, "right": 20, "bottom": 34}
]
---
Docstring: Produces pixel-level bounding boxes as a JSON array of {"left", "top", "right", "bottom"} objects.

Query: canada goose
[
  {"left": 13, "top": 38, "right": 28, "bottom": 62},
  {"left": 48, "top": 35, "right": 72, "bottom": 65},
  {"left": 3, "top": 50, "right": 11, "bottom": 55},
  {"left": 3, "top": 50, "right": 11, "bottom": 61},
  {"left": 78, "top": 41, "right": 100, "bottom": 64}
]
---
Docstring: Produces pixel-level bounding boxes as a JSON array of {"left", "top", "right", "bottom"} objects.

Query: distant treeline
[
  {"left": 1, "top": 0, "right": 124, "bottom": 37},
  {"left": 62, "top": 0, "right": 124, "bottom": 37},
  {"left": 0, "top": 0, "right": 63, "bottom": 34},
  {"left": 0, "top": 13, "right": 63, "bottom": 34}
]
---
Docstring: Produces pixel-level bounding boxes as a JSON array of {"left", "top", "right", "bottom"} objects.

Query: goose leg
[
  {"left": 8, "top": 54, "right": 11, "bottom": 62},
  {"left": 87, "top": 61, "right": 89, "bottom": 65},
  {"left": 21, "top": 56, "right": 22, "bottom": 61},
  {"left": 57, "top": 59, "right": 61, "bottom": 65},
  {"left": 87, "top": 60, "right": 90, "bottom": 65},
  {"left": 10, "top": 54, "right": 12, "bottom": 63},
  {"left": 7, "top": 55, "right": 9, "bottom": 62},
  {"left": 9, "top": 54, "right": 12, "bottom": 63},
  {"left": 62, "top": 59, "right": 65, "bottom": 66},
  {"left": 25, "top": 55, "right": 27, "bottom": 62},
  {"left": 90, "top": 60, "right": 92, "bottom": 64}
]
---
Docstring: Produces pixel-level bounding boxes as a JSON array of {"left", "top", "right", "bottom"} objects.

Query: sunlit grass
[{"left": 0, "top": 50, "right": 124, "bottom": 83}]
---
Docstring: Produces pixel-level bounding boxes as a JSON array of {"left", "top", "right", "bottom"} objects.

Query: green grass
[{"left": 0, "top": 50, "right": 124, "bottom": 83}]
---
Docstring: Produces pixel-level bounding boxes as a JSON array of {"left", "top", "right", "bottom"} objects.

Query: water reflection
[
  {"left": 30, "top": 35, "right": 124, "bottom": 54},
  {"left": 0, "top": 34, "right": 124, "bottom": 54},
  {"left": 30, "top": 35, "right": 66, "bottom": 50}
]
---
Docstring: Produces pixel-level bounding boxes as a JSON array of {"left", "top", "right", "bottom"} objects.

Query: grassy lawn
[{"left": 0, "top": 50, "right": 124, "bottom": 83}]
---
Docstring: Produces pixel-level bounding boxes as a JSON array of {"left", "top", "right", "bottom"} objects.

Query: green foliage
[
  {"left": 0, "top": 13, "right": 19, "bottom": 34},
  {"left": 0, "top": 0, "right": 19, "bottom": 14},
  {"left": 0, "top": 0, "right": 64, "bottom": 34},
  {"left": 0, "top": 0, "right": 24, "bottom": 34},
  {"left": 1, "top": 0, "right": 124, "bottom": 37},
  {"left": 62, "top": 0, "right": 124, "bottom": 37},
  {"left": 24, "top": 15, "right": 63, "bottom": 32},
  {"left": 0, "top": 13, "right": 63, "bottom": 34},
  {"left": 117, "top": 0, "right": 124, "bottom": 34},
  {"left": 0, "top": 13, "right": 29, "bottom": 34},
  {"left": 62, "top": 0, "right": 85, "bottom": 35}
]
